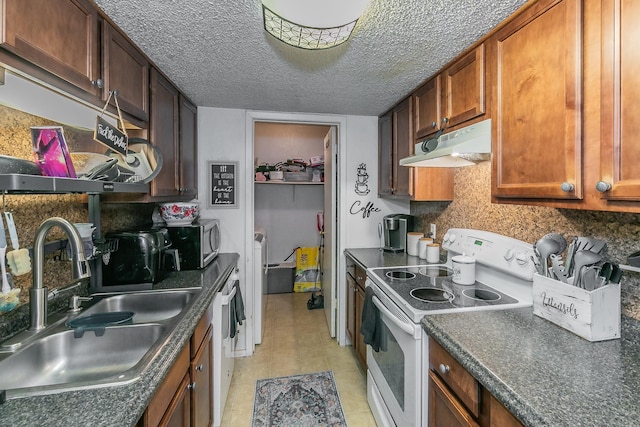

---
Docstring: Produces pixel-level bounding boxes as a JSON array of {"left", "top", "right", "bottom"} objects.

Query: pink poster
[{"left": 31, "top": 126, "right": 76, "bottom": 178}]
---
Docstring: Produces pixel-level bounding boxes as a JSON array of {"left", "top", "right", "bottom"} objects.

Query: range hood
[{"left": 399, "top": 119, "right": 491, "bottom": 167}]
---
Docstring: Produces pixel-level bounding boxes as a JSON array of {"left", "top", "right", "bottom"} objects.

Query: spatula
[
  {"left": 550, "top": 253, "right": 568, "bottom": 283},
  {"left": 576, "top": 237, "right": 607, "bottom": 254}
]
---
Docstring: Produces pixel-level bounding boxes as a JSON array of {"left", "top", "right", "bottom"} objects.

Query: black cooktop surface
[{"left": 372, "top": 266, "right": 519, "bottom": 312}]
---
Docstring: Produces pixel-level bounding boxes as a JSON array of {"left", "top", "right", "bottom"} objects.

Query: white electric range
[{"left": 365, "top": 228, "right": 536, "bottom": 427}]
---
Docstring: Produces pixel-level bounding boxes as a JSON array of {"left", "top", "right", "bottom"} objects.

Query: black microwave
[{"left": 165, "top": 219, "right": 220, "bottom": 270}]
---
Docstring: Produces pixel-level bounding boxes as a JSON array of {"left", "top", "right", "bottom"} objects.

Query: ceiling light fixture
[{"left": 261, "top": 0, "right": 370, "bottom": 50}]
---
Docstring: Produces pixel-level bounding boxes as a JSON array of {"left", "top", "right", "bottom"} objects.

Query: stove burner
[
  {"left": 462, "top": 288, "right": 501, "bottom": 301},
  {"left": 418, "top": 266, "right": 452, "bottom": 278},
  {"left": 386, "top": 270, "right": 416, "bottom": 280},
  {"left": 410, "top": 287, "right": 454, "bottom": 303}
]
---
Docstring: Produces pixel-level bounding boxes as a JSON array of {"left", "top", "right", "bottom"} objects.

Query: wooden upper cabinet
[
  {"left": 414, "top": 44, "right": 485, "bottom": 141},
  {"left": 150, "top": 68, "right": 180, "bottom": 198},
  {"left": 102, "top": 22, "right": 149, "bottom": 121},
  {"left": 0, "top": 0, "right": 100, "bottom": 95},
  {"left": 179, "top": 95, "right": 198, "bottom": 198},
  {"left": 414, "top": 75, "right": 442, "bottom": 140},
  {"left": 378, "top": 112, "right": 394, "bottom": 197},
  {"left": 490, "top": 0, "right": 583, "bottom": 200},
  {"left": 393, "top": 97, "right": 413, "bottom": 198},
  {"left": 599, "top": 0, "right": 640, "bottom": 201},
  {"left": 443, "top": 44, "right": 485, "bottom": 129},
  {"left": 379, "top": 97, "right": 454, "bottom": 201}
]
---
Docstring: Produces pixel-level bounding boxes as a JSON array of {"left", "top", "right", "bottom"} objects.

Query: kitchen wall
[
  {"left": 197, "top": 108, "right": 408, "bottom": 347},
  {"left": 410, "top": 160, "right": 640, "bottom": 320},
  {"left": 0, "top": 105, "right": 152, "bottom": 314}
]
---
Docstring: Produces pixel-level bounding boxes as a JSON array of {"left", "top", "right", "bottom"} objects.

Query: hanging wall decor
[
  {"left": 354, "top": 162, "right": 370, "bottom": 195},
  {"left": 208, "top": 161, "right": 238, "bottom": 208},
  {"left": 349, "top": 162, "right": 380, "bottom": 218}
]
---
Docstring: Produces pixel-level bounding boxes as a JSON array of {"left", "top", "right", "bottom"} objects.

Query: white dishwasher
[
  {"left": 212, "top": 268, "right": 239, "bottom": 427},
  {"left": 253, "top": 229, "right": 268, "bottom": 346}
]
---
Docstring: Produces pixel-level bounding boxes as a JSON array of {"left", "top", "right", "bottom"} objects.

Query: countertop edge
[
  {"left": 421, "top": 315, "right": 549, "bottom": 427},
  {"left": 0, "top": 252, "right": 239, "bottom": 427}
]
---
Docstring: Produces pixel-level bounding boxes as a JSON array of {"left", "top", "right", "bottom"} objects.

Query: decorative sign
[
  {"left": 350, "top": 200, "right": 381, "bottom": 218},
  {"left": 354, "top": 163, "right": 370, "bottom": 195},
  {"left": 208, "top": 161, "right": 238, "bottom": 208},
  {"left": 350, "top": 162, "right": 380, "bottom": 218},
  {"left": 93, "top": 116, "right": 128, "bottom": 155}
]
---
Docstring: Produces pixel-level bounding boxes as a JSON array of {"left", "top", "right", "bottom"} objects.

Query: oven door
[{"left": 366, "top": 279, "right": 422, "bottom": 427}]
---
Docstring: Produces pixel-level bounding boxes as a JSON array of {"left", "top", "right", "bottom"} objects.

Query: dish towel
[
  {"left": 230, "top": 280, "right": 245, "bottom": 339},
  {"left": 360, "top": 286, "right": 385, "bottom": 352}
]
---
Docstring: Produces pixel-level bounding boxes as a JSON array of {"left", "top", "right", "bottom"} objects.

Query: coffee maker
[{"left": 383, "top": 213, "right": 416, "bottom": 253}]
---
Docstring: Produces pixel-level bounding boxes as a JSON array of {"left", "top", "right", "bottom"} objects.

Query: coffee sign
[{"left": 94, "top": 116, "right": 128, "bottom": 155}]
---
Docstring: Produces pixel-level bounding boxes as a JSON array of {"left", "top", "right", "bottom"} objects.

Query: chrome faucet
[{"left": 30, "top": 217, "right": 91, "bottom": 330}]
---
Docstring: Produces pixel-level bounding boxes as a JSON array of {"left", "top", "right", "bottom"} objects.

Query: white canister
[
  {"left": 418, "top": 237, "right": 433, "bottom": 259},
  {"left": 426, "top": 243, "right": 441, "bottom": 263},
  {"left": 452, "top": 254, "right": 476, "bottom": 285},
  {"left": 406, "top": 232, "right": 423, "bottom": 256}
]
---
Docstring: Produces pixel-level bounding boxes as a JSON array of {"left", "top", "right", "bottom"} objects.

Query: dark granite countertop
[
  {"left": 422, "top": 309, "right": 640, "bottom": 426},
  {"left": 347, "top": 247, "right": 640, "bottom": 426},
  {"left": 0, "top": 252, "right": 239, "bottom": 427},
  {"left": 345, "top": 247, "right": 442, "bottom": 269}
]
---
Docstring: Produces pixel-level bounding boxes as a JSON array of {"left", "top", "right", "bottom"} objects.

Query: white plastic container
[
  {"left": 418, "top": 237, "right": 433, "bottom": 259},
  {"left": 406, "top": 232, "right": 423, "bottom": 256}
]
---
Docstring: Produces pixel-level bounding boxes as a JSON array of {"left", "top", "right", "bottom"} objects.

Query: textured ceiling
[{"left": 93, "top": 0, "right": 527, "bottom": 116}]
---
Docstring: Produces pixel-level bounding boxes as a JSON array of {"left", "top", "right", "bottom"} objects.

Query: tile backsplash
[
  {"left": 411, "top": 160, "right": 640, "bottom": 321},
  {"left": 0, "top": 105, "right": 152, "bottom": 314}
]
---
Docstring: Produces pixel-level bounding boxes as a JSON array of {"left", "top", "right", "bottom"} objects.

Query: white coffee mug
[
  {"left": 426, "top": 243, "right": 441, "bottom": 263},
  {"left": 452, "top": 254, "right": 476, "bottom": 285},
  {"left": 406, "top": 232, "right": 423, "bottom": 256}
]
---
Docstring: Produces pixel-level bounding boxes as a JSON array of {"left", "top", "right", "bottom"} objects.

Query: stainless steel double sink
[{"left": 0, "top": 288, "right": 201, "bottom": 399}]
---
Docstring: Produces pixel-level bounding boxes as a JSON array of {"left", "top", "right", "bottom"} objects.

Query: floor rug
[{"left": 251, "top": 371, "right": 347, "bottom": 427}]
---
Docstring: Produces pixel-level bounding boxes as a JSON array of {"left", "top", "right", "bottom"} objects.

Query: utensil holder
[{"left": 532, "top": 273, "right": 620, "bottom": 342}]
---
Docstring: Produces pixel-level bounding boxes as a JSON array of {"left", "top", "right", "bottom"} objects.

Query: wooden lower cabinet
[
  {"left": 429, "top": 338, "right": 523, "bottom": 427},
  {"left": 429, "top": 371, "right": 479, "bottom": 427},
  {"left": 161, "top": 372, "right": 191, "bottom": 427},
  {"left": 139, "top": 305, "right": 214, "bottom": 427},
  {"left": 354, "top": 280, "right": 367, "bottom": 368},
  {"left": 190, "top": 328, "right": 213, "bottom": 427},
  {"left": 140, "top": 344, "right": 191, "bottom": 427},
  {"left": 345, "top": 255, "right": 367, "bottom": 369}
]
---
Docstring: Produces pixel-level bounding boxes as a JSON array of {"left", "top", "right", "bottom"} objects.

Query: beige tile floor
[{"left": 221, "top": 292, "right": 377, "bottom": 426}]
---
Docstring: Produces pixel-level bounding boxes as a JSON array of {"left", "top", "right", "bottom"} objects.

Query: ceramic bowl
[{"left": 159, "top": 202, "right": 199, "bottom": 225}]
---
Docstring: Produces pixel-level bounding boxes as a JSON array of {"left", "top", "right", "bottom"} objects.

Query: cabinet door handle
[
  {"left": 91, "top": 78, "right": 104, "bottom": 89},
  {"left": 431, "top": 121, "right": 437, "bottom": 129},
  {"left": 196, "top": 364, "right": 204, "bottom": 372},
  {"left": 188, "top": 382, "right": 196, "bottom": 390},
  {"left": 560, "top": 182, "right": 574, "bottom": 192},
  {"left": 441, "top": 117, "right": 449, "bottom": 125},
  {"left": 596, "top": 181, "right": 612, "bottom": 193},
  {"left": 438, "top": 363, "right": 450, "bottom": 375}
]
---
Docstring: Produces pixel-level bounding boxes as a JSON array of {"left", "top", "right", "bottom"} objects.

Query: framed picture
[{"left": 208, "top": 161, "right": 239, "bottom": 208}]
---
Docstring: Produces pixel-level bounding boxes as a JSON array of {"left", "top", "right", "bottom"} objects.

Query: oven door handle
[
  {"left": 372, "top": 295, "right": 415, "bottom": 335},
  {"left": 221, "top": 284, "right": 238, "bottom": 306}
]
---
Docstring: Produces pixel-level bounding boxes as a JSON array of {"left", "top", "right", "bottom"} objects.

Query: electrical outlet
[{"left": 430, "top": 224, "right": 437, "bottom": 240}]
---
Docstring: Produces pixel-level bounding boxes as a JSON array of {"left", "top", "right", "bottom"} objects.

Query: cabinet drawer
[
  {"left": 429, "top": 337, "right": 480, "bottom": 417},
  {"left": 354, "top": 264, "right": 367, "bottom": 288},
  {"left": 346, "top": 255, "right": 356, "bottom": 278}
]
